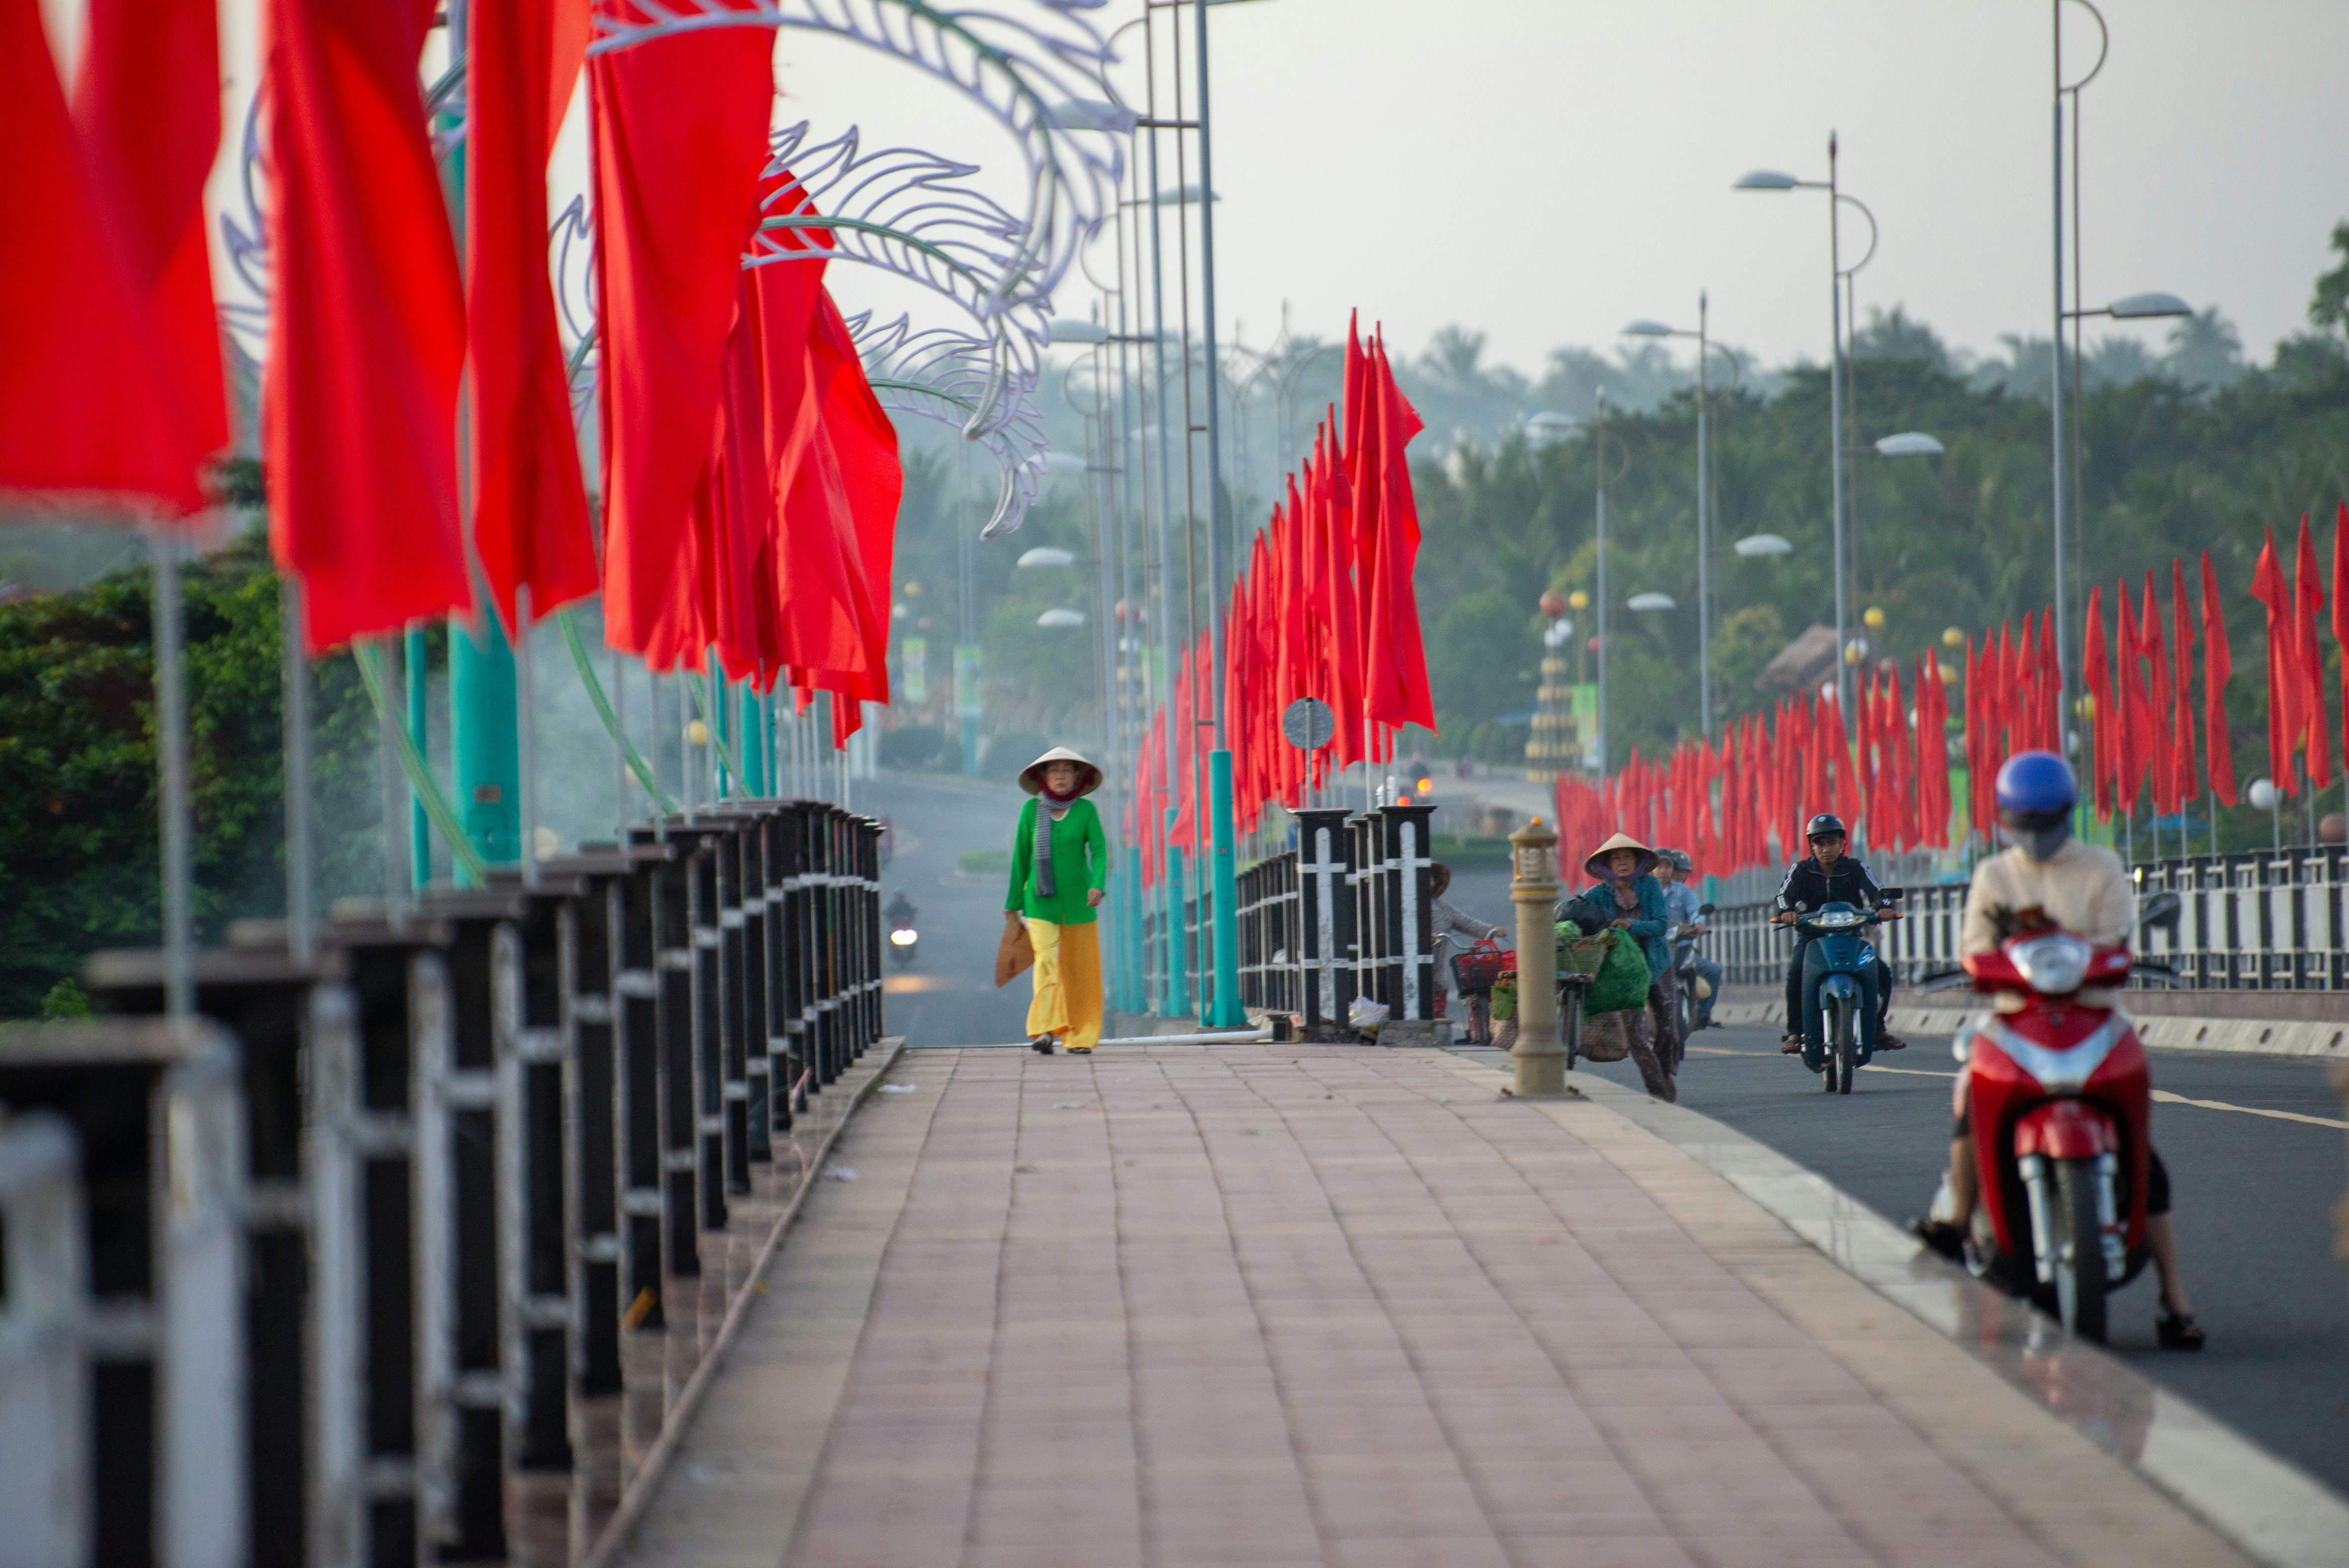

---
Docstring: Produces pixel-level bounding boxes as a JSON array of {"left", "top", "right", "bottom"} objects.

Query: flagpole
[{"left": 1192, "top": 0, "right": 1244, "bottom": 1027}]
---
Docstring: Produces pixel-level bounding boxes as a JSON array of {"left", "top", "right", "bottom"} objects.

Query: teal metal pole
[
  {"left": 406, "top": 623, "right": 431, "bottom": 889},
  {"left": 450, "top": 611, "right": 520, "bottom": 882},
  {"left": 1124, "top": 844, "right": 1146, "bottom": 1013},
  {"left": 742, "top": 684, "right": 766, "bottom": 795},
  {"left": 711, "top": 652, "right": 732, "bottom": 799},
  {"left": 1204, "top": 750, "right": 1244, "bottom": 1026},
  {"left": 1163, "top": 809, "right": 1189, "bottom": 1016}
]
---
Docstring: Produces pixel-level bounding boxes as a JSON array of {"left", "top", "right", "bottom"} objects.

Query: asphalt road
[{"left": 1551, "top": 1019, "right": 2349, "bottom": 1496}]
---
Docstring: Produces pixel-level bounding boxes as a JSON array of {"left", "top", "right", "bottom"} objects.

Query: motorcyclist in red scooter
[{"left": 1912, "top": 750, "right": 2203, "bottom": 1349}]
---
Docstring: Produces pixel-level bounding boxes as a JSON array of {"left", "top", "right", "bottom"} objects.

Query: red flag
[
  {"left": 1360, "top": 339, "right": 1434, "bottom": 730},
  {"left": 2117, "top": 584, "right": 2157, "bottom": 815},
  {"left": 2201, "top": 550, "right": 2239, "bottom": 807},
  {"left": 2249, "top": 528, "right": 2297, "bottom": 796},
  {"left": 74, "top": 0, "right": 229, "bottom": 501},
  {"left": 2082, "top": 591, "right": 2114, "bottom": 821},
  {"left": 2295, "top": 514, "right": 2332, "bottom": 790},
  {"left": 2036, "top": 611, "right": 2060, "bottom": 753},
  {"left": 1916, "top": 654, "right": 1950, "bottom": 849},
  {"left": 469, "top": 0, "right": 595, "bottom": 633},
  {"left": 2141, "top": 573, "right": 2178, "bottom": 817},
  {"left": 592, "top": 23, "right": 776, "bottom": 657},
  {"left": 2336, "top": 509, "right": 2349, "bottom": 786},
  {"left": 2170, "top": 559, "right": 2200, "bottom": 811},
  {"left": 1311, "top": 423, "right": 1367, "bottom": 765},
  {"left": 0, "top": 0, "right": 212, "bottom": 515},
  {"left": 265, "top": 0, "right": 471, "bottom": 649},
  {"left": 776, "top": 292, "right": 902, "bottom": 702}
]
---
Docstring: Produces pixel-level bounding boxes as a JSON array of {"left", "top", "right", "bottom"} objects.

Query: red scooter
[{"left": 1946, "top": 915, "right": 2173, "bottom": 1343}]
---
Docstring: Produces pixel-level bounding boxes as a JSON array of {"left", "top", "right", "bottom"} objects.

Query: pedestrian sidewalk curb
[
  {"left": 583, "top": 1038, "right": 907, "bottom": 1568},
  {"left": 1431, "top": 1050, "right": 2349, "bottom": 1568},
  {"left": 1706, "top": 999, "right": 2349, "bottom": 1061}
]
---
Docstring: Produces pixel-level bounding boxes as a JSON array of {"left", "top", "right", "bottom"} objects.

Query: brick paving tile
[{"left": 615, "top": 1046, "right": 2268, "bottom": 1568}]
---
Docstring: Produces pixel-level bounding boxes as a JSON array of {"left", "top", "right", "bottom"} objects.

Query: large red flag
[
  {"left": 2249, "top": 528, "right": 2297, "bottom": 795},
  {"left": 265, "top": 0, "right": 471, "bottom": 649},
  {"left": 1916, "top": 653, "right": 1950, "bottom": 849},
  {"left": 2141, "top": 573, "right": 2178, "bottom": 817},
  {"left": 2336, "top": 508, "right": 2349, "bottom": 786},
  {"left": 1311, "top": 423, "right": 1367, "bottom": 765},
  {"left": 2116, "top": 584, "right": 2156, "bottom": 816},
  {"left": 2295, "top": 514, "right": 2332, "bottom": 790},
  {"left": 1361, "top": 339, "right": 1434, "bottom": 730},
  {"left": 2202, "top": 550, "right": 2239, "bottom": 806},
  {"left": 2082, "top": 589, "right": 2115, "bottom": 821},
  {"left": 592, "top": 22, "right": 775, "bottom": 657},
  {"left": 0, "top": 0, "right": 210, "bottom": 515},
  {"left": 776, "top": 292, "right": 902, "bottom": 704},
  {"left": 469, "top": 0, "right": 595, "bottom": 633},
  {"left": 2170, "top": 559, "right": 2200, "bottom": 812},
  {"left": 74, "top": 0, "right": 229, "bottom": 503},
  {"left": 2037, "top": 611, "right": 2061, "bottom": 753}
]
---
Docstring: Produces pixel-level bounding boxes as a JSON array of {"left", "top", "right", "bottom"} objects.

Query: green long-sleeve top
[{"left": 1005, "top": 795, "right": 1109, "bottom": 924}]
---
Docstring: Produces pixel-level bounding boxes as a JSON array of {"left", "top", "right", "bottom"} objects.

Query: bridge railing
[
  {"left": 1709, "top": 846, "right": 2349, "bottom": 991},
  {"left": 0, "top": 797, "right": 888, "bottom": 1567}
]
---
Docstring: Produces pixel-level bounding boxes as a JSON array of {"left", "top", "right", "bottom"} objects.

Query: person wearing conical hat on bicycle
[{"left": 1007, "top": 747, "right": 1109, "bottom": 1054}]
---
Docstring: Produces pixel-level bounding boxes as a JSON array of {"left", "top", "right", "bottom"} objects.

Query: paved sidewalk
[{"left": 616, "top": 1045, "right": 2256, "bottom": 1568}]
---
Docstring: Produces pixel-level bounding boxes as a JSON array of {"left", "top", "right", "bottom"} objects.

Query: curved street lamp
[
  {"left": 1734, "top": 139, "right": 1878, "bottom": 716},
  {"left": 1622, "top": 297, "right": 1743, "bottom": 739}
]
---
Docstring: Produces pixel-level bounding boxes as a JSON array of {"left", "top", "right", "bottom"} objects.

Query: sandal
[
  {"left": 1909, "top": 1217, "right": 1966, "bottom": 1264},
  {"left": 1029, "top": 1036, "right": 1056, "bottom": 1055},
  {"left": 1780, "top": 1034, "right": 1804, "bottom": 1055},
  {"left": 2157, "top": 1311, "right": 2206, "bottom": 1351},
  {"left": 1067, "top": 1044, "right": 1094, "bottom": 1054},
  {"left": 1876, "top": 1032, "right": 1908, "bottom": 1052}
]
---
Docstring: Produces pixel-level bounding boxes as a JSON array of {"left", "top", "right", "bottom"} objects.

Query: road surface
[{"left": 1539, "top": 1021, "right": 2349, "bottom": 1497}]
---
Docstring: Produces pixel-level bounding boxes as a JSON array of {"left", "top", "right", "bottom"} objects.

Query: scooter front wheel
[
  {"left": 1829, "top": 996, "right": 1856, "bottom": 1094},
  {"left": 2052, "top": 1156, "right": 2110, "bottom": 1343}
]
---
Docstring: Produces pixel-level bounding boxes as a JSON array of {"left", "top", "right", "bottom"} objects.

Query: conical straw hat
[
  {"left": 1019, "top": 746, "right": 1103, "bottom": 796},
  {"left": 1582, "top": 831, "right": 1656, "bottom": 881}
]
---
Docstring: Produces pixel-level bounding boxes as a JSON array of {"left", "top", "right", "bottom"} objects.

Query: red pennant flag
[
  {"left": 2117, "top": 584, "right": 2157, "bottom": 816},
  {"left": 1360, "top": 338, "right": 1434, "bottom": 731},
  {"left": 2169, "top": 559, "right": 2200, "bottom": 811},
  {"left": 2249, "top": 528, "right": 2297, "bottom": 796},
  {"left": 2335, "top": 509, "right": 2349, "bottom": 787},
  {"left": 2201, "top": 550, "right": 2239, "bottom": 806},
  {"left": 469, "top": 0, "right": 595, "bottom": 633},
  {"left": 264, "top": 0, "right": 472, "bottom": 649},
  {"left": 2082, "top": 590, "right": 2115, "bottom": 821},
  {"left": 0, "top": 0, "right": 212, "bottom": 515},
  {"left": 73, "top": 0, "right": 229, "bottom": 504},
  {"left": 592, "top": 22, "right": 775, "bottom": 658},
  {"left": 2141, "top": 573, "right": 2178, "bottom": 818},
  {"left": 2295, "top": 514, "right": 2332, "bottom": 790}
]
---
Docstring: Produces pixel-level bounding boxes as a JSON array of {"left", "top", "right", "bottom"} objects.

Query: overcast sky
[
  {"left": 767, "top": 0, "right": 2349, "bottom": 378},
  {"left": 147, "top": 0, "right": 2349, "bottom": 381}
]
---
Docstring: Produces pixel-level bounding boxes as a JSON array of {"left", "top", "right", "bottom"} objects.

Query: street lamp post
[
  {"left": 1622, "top": 298, "right": 1742, "bottom": 739},
  {"left": 1734, "top": 140, "right": 1877, "bottom": 715}
]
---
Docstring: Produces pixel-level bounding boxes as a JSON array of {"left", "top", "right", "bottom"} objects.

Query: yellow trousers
[{"left": 1025, "top": 917, "right": 1103, "bottom": 1051}]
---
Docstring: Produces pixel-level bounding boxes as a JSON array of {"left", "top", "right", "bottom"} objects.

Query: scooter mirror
[
  {"left": 1697, "top": 902, "right": 1716, "bottom": 916},
  {"left": 2138, "top": 890, "right": 2182, "bottom": 932},
  {"left": 1877, "top": 886, "right": 1905, "bottom": 903}
]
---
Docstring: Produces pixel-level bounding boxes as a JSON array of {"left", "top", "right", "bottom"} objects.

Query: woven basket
[{"left": 1577, "top": 1008, "right": 1636, "bottom": 1063}]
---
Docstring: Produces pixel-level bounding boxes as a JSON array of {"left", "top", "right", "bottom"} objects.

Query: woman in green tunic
[{"left": 1006, "top": 747, "right": 1109, "bottom": 1053}]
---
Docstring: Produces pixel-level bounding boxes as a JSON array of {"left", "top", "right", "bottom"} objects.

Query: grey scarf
[{"left": 1032, "top": 798, "right": 1073, "bottom": 896}]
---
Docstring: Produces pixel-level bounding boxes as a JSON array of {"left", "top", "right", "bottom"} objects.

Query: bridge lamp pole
[
  {"left": 1622, "top": 302, "right": 1742, "bottom": 740},
  {"left": 1734, "top": 144, "right": 1878, "bottom": 716}
]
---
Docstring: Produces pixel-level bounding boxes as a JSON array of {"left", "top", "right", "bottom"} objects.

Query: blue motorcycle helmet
[{"left": 1995, "top": 750, "right": 2077, "bottom": 861}]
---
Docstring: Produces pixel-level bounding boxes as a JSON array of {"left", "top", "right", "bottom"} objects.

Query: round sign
[{"left": 1281, "top": 697, "right": 1336, "bottom": 751}]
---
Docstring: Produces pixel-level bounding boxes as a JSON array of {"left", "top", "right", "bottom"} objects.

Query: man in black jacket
[{"left": 1773, "top": 815, "right": 1905, "bottom": 1053}]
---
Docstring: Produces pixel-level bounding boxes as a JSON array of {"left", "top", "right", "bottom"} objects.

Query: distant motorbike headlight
[
  {"left": 1813, "top": 910, "right": 1863, "bottom": 929},
  {"left": 2008, "top": 932, "right": 2092, "bottom": 995},
  {"left": 889, "top": 928, "right": 918, "bottom": 946}
]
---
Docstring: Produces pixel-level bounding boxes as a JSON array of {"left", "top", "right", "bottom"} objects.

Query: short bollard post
[{"left": 1509, "top": 818, "right": 1566, "bottom": 1097}]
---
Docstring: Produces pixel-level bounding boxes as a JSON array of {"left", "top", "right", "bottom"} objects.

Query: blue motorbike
[{"left": 1791, "top": 892, "right": 1903, "bottom": 1094}]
